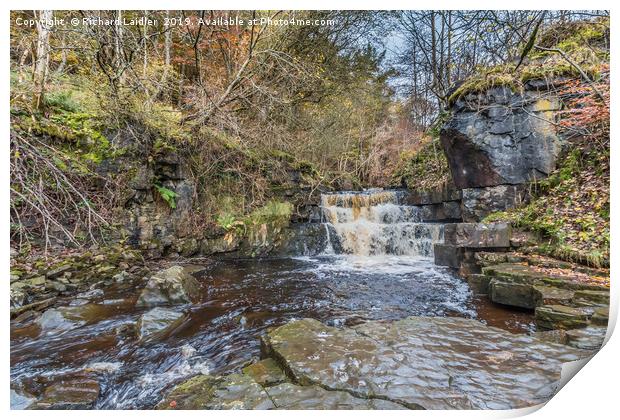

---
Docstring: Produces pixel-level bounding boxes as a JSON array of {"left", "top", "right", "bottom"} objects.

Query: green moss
[
  {"left": 268, "top": 149, "right": 295, "bottom": 162},
  {"left": 448, "top": 68, "right": 519, "bottom": 105},
  {"left": 483, "top": 144, "right": 609, "bottom": 268},
  {"left": 44, "top": 90, "right": 80, "bottom": 112},
  {"left": 291, "top": 159, "right": 320, "bottom": 177},
  {"left": 391, "top": 137, "right": 451, "bottom": 191},
  {"left": 153, "top": 138, "right": 177, "bottom": 154},
  {"left": 450, "top": 18, "right": 609, "bottom": 105},
  {"left": 246, "top": 200, "right": 292, "bottom": 227},
  {"left": 538, "top": 17, "right": 608, "bottom": 52}
]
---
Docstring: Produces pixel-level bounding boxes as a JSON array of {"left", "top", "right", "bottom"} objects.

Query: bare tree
[{"left": 32, "top": 10, "right": 53, "bottom": 109}]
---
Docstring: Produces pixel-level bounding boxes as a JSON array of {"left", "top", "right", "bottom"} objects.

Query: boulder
[
  {"left": 443, "top": 223, "right": 511, "bottom": 248},
  {"left": 137, "top": 307, "right": 187, "bottom": 340},
  {"left": 136, "top": 266, "right": 201, "bottom": 307},
  {"left": 489, "top": 279, "right": 535, "bottom": 309},
  {"left": 34, "top": 375, "right": 100, "bottom": 409},
  {"left": 37, "top": 304, "right": 122, "bottom": 333},
  {"left": 441, "top": 88, "right": 562, "bottom": 190},
  {"left": 261, "top": 317, "right": 587, "bottom": 409},
  {"left": 535, "top": 305, "right": 592, "bottom": 330}
]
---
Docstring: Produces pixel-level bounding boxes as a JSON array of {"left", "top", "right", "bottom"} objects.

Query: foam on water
[{"left": 320, "top": 190, "right": 443, "bottom": 257}]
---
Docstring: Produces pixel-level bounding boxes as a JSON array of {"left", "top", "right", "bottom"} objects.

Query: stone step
[
  {"left": 535, "top": 305, "right": 594, "bottom": 330},
  {"left": 443, "top": 222, "right": 511, "bottom": 248},
  {"left": 489, "top": 279, "right": 535, "bottom": 309},
  {"left": 572, "top": 290, "right": 610, "bottom": 306},
  {"left": 475, "top": 251, "right": 526, "bottom": 267},
  {"left": 591, "top": 307, "right": 609, "bottom": 326},
  {"left": 565, "top": 326, "right": 607, "bottom": 351},
  {"left": 482, "top": 263, "right": 609, "bottom": 291},
  {"left": 532, "top": 285, "right": 574, "bottom": 307}
]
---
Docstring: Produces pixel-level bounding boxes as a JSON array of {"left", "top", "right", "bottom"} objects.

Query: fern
[{"left": 155, "top": 185, "right": 178, "bottom": 209}]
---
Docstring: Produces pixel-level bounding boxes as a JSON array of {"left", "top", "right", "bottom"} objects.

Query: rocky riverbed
[
  {"left": 160, "top": 316, "right": 591, "bottom": 410},
  {"left": 11, "top": 254, "right": 563, "bottom": 410}
]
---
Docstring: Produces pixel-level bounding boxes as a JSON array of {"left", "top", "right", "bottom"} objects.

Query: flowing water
[{"left": 10, "top": 189, "right": 535, "bottom": 409}]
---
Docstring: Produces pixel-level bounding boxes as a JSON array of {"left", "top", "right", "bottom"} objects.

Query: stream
[{"left": 10, "top": 190, "right": 535, "bottom": 409}]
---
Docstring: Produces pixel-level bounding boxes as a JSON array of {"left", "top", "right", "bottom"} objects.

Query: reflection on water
[{"left": 10, "top": 255, "right": 534, "bottom": 409}]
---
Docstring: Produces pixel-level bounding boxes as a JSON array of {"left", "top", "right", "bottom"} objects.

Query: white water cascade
[{"left": 321, "top": 189, "right": 444, "bottom": 257}]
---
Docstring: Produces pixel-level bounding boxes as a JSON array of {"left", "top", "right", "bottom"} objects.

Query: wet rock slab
[
  {"left": 137, "top": 307, "right": 187, "bottom": 340},
  {"left": 159, "top": 374, "right": 275, "bottom": 409},
  {"left": 261, "top": 317, "right": 589, "bottom": 409},
  {"left": 136, "top": 265, "right": 201, "bottom": 307},
  {"left": 536, "top": 305, "right": 592, "bottom": 330},
  {"left": 11, "top": 389, "right": 36, "bottom": 410},
  {"left": 242, "top": 358, "right": 287, "bottom": 387},
  {"left": 159, "top": 369, "right": 406, "bottom": 410},
  {"left": 33, "top": 375, "right": 100, "bottom": 409},
  {"left": 565, "top": 326, "right": 607, "bottom": 351}
]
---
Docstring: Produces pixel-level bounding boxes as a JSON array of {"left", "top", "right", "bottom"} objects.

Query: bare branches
[
  {"left": 10, "top": 131, "right": 111, "bottom": 251},
  {"left": 533, "top": 44, "right": 607, "bottom": 104}
]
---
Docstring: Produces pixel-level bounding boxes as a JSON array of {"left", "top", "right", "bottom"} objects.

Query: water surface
[{"left": 10, "top": 255, "right": 534, "bottom": 409}]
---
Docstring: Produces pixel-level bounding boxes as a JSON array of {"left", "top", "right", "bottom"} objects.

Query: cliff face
[
  {"left": 113, "top": 145, "right": 323, "bottom": 258},
  {"left": 440, "top": 83, "right": 564, "bottom": 222}
]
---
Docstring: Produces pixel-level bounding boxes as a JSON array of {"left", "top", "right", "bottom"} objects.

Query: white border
[{"left": 3, "top": 1, "right": 617, "bottom": 419}]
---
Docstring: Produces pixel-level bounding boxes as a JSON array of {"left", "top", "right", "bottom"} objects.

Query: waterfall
[{"left": 320, "top": 189, "right": 443, "bottom": 257}]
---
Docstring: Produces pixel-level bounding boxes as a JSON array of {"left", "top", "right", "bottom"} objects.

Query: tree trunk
[
  {"left": 55, "top": 33, "right": 67, "bottom": 75},
  {"left": 33, "top": 10, "right": 53, "bottom": 110},
  {"left": 115, "top": 10, "right": 124, "bottom": 85},
  {"left": 143, "top": 11, "right": 148, "bottom": 78},
  {"left": 164, "top": 10, "right": 171, "bottom": 67}
]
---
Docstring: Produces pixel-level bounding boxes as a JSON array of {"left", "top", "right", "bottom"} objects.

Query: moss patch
[
  {"left": 391, "top": 136, "right": 452, "bottom": 191},
  {"left": 484, "top": 142, "right": 609, "bottom": 268},
  {"left": 448, "top": 18, "right": 609, "bottom": 105}
]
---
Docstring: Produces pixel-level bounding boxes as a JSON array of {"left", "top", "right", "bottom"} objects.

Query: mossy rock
[
  {"left": 242, "top": 358, "right": 288, "bottom": 387},
  {"left": 572, "top": 290, "right": 609, "bottom": 306},
  {"left": 158, "top": 374, "right": 274, "bottom": 410},
  {"left": 535, "top": 305, "right": 592, "bottom": 330},
  {"left": 532, "top": 285, "right": 574, "bottom": 307}
]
